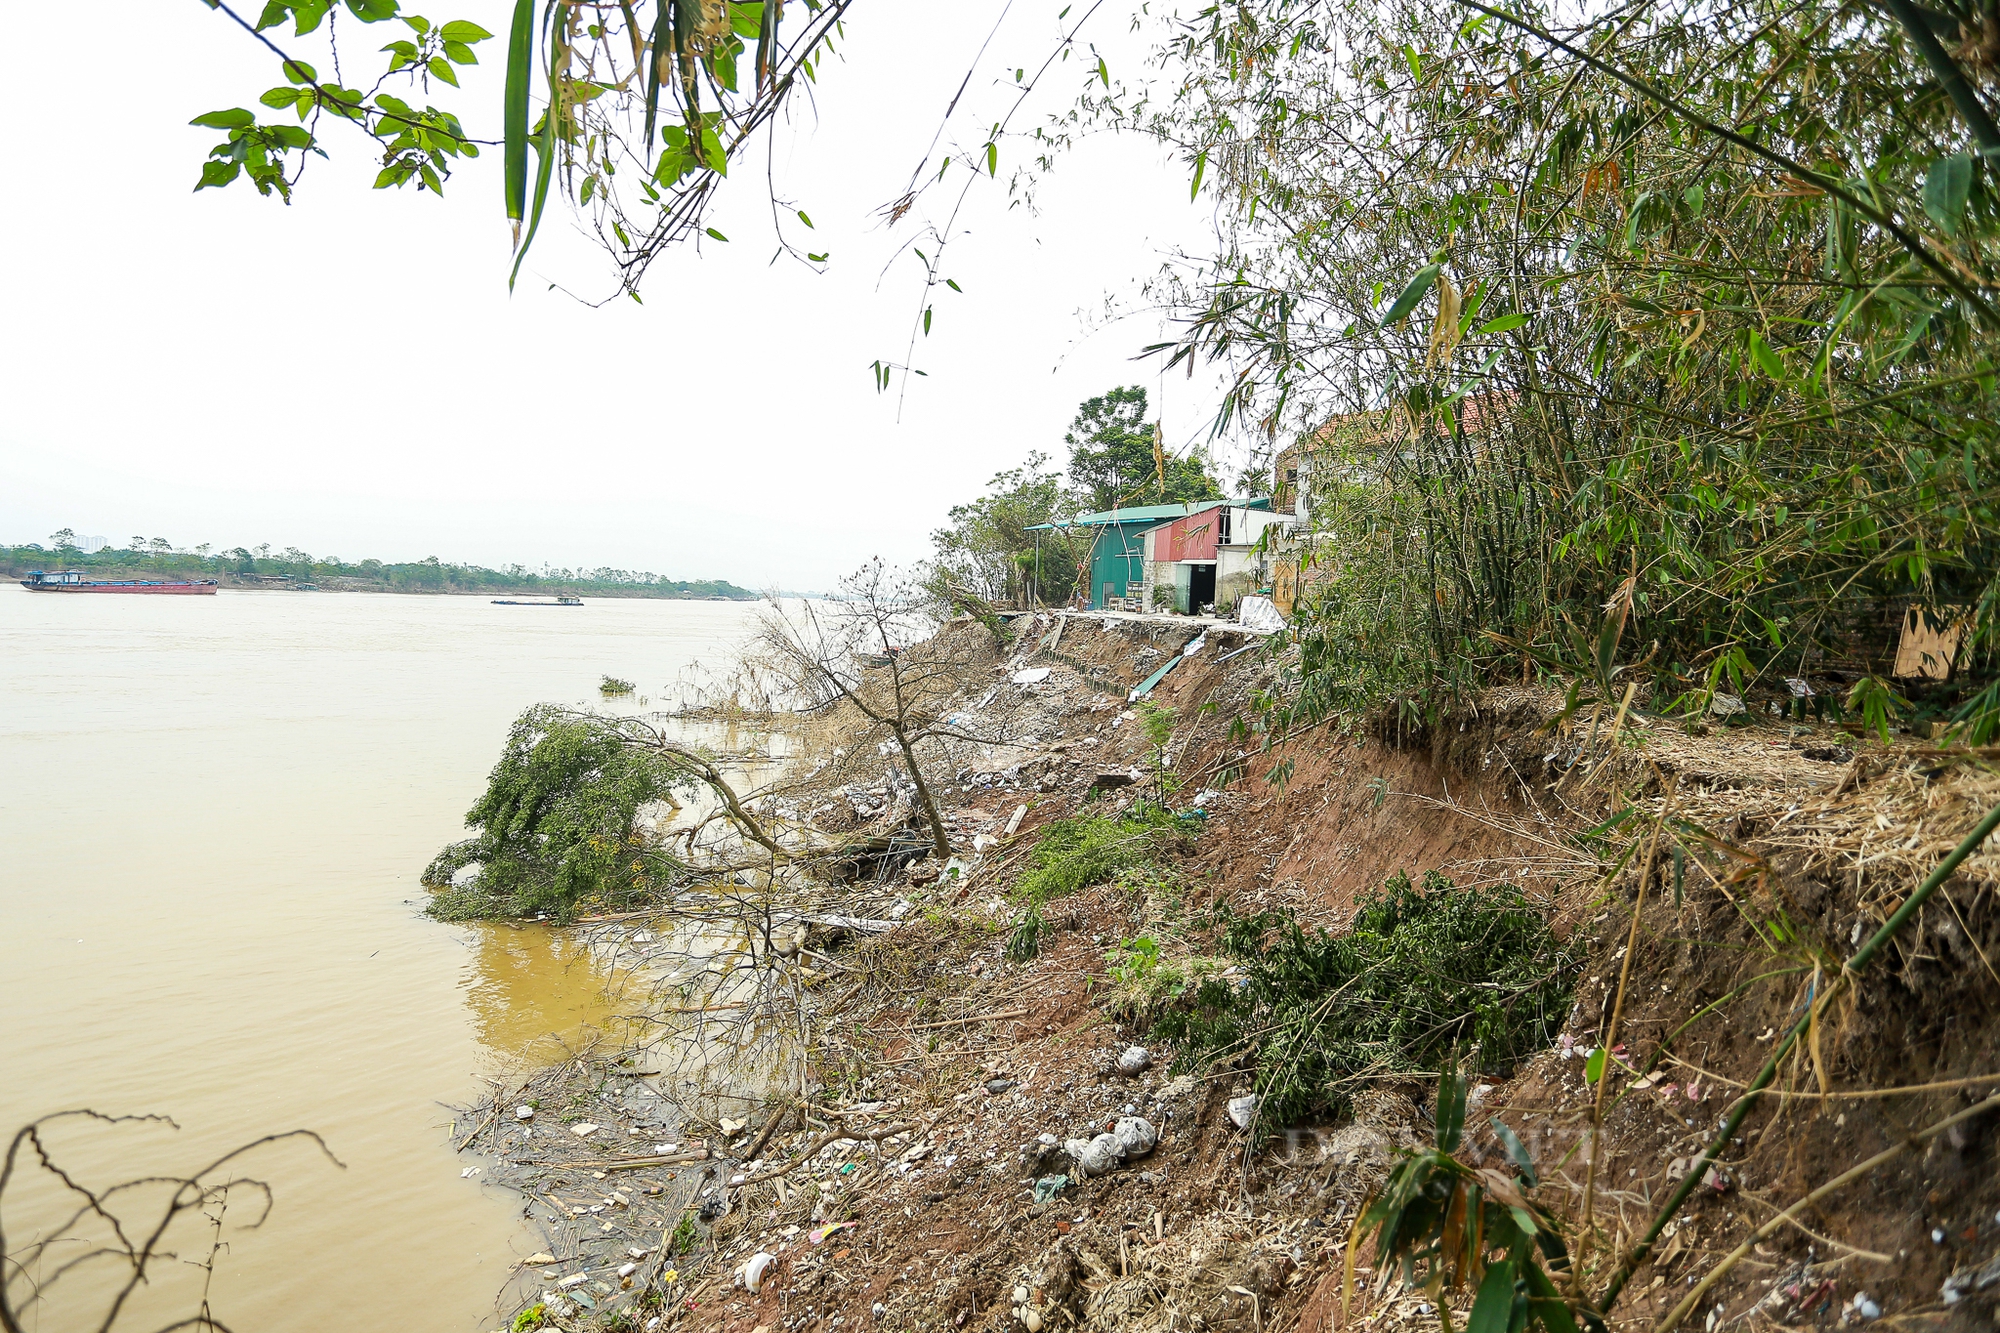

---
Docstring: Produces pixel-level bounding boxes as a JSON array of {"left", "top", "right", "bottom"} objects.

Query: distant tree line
[{"left": 3, "top": 532, "right": 758, "bottom": 600}]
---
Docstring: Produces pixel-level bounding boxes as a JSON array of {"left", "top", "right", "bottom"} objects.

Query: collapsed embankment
[{"left": 499, "top": 610, "right": 2000, "bottom": 1333}]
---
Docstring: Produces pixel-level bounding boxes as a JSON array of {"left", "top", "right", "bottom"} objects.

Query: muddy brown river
[{"left": 0, "top": 587, "right": 764, "bottom": 1331}]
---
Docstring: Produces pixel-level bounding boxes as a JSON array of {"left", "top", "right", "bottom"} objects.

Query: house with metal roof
[
  {"left": 1030, "top": 499, "right": 1274, "bottom": 610},
  {"left": 1137, "top": 501, "right": 1293, "bottom": 614}
]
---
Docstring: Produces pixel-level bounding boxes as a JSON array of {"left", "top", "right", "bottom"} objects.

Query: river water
[{"left": 0, "top": 587, "right": 765, "bottom": 1332}]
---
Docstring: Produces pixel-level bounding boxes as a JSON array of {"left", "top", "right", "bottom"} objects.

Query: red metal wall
[{"left": 1152, "top": 508, "right": 1223, "bottom": 562}]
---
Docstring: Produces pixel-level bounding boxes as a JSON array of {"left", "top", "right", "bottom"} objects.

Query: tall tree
[
  {"left": 1065, "top": 386, "right": 1221, "bottom": 513},
  {"left": 926, "top": 451, "right": 1088, "bottom": 606}
]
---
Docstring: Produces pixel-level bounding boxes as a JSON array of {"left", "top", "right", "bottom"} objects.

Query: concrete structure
[{"left": 1135, "top": 501, "right": 1290, "bottom": 614}]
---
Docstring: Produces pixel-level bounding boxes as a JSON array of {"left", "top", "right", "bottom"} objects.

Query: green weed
[
  {"left": 1004, "top": 806, "right": 1194, "bottom": 961},
  {"left": 1154, "top": 870, "right": 1578, "bottom": 1129}
]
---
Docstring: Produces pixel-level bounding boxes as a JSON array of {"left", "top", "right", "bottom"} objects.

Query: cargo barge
[{"left": 19, "top": 570, "right": 220, "bottom": 595}]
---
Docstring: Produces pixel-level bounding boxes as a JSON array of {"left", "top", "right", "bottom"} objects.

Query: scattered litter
[
  {"left": 1237, "top": 595, "right": 1286, "bottom": 633},
  {"left": 1181, "top": 634, "right": 1208, "bottom": 657},
  {"left": 460, "top": 1165, "right": 480, "bottom": 1178},
  {"left": 740, "top": 1251, "right": 776, "bottom": 1293},
  {"left": 810, "top": 1221, "right": 859, "bottom": 1245},
  {"left": 1011, "top": 667, "right": 1053, "bottom": 685},
  {"left": 1067, "top": 1132, "right": 1125, "bottom": 1177},
  {"left": 1226, "top": 1095, "right": 1260, "bottom": 1129},
  {"left": 1032, "top": 1173, "right": 1069, "bottom": 1203},
  {"left": 571, "top": 1123, "right": 600, "bottom": 1138},
  {"left": 515, "top": 1105, "right": 535, "bottom": 1121},
  {"left": 558, "top": 1272, "right": 589, "bottom": 1289},
  {"left": 1004, "top": 804, "right": 1029, "bottom": 837},
  {"left": 1114, "top": 1116, "right": 1158, "bottom": 1158},
  {"left": 522, "top": 1253, "right": 557, "bottom": 1266}
]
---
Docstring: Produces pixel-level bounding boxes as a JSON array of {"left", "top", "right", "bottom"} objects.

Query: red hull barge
[{"left": 20, "top": 570, "right": 219, "bottom": 595}]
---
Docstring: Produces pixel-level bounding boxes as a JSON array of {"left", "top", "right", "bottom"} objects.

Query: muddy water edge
[{"left": 0, "top": 588, "right": 769, "bottom": 1331}]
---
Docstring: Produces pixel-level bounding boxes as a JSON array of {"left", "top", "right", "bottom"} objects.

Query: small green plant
[
  {"left": 1102, "top": 934, "right": 1224, "bottom": 1021},
  {"left": 600, "top": 675, "right": 637, "bottom": 694},
  {"left": 1137, "top": 701, "right": 1179, "bottom": 803},
  {"left": 1155, "top": 870, "right": 1577, "bottom": 1128},
  {"left": 1351, "top": 1064, "right": 1582, "bottom": 1333},
  {"left": 1005, "top": 806, "right": 1192, "bottom": 960},
  {"left": 1846, "top": 674, "right": 1910, "bottom": 742},
  {"left": 1106, "top": 934, "right": 1162, "bottom": 985},
  {"left": 511, "top": 1304, "right": 547, "bottom": 1333},
  {"left": 670, "top": 1211, "right": 702, "bottom": 1257}
]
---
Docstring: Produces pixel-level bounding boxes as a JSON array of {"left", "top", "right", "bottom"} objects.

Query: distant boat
[
  {"left": 19, "top": 570, "right": 218, "bottom": 595},
  {"left": 491, "top": 595, "right": 583, "bottom": 607}
]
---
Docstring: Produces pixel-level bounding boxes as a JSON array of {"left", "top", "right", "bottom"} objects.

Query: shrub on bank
[
  {"left": 1154, "top": 870, "right": 1578, "bottom": 1129},
  {"left": 423, "top": 704, "right": 691, "bottom": 922}
]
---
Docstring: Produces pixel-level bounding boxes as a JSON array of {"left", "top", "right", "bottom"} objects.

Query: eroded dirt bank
[{"left": 494, "top": 611, "right": 2000, "bottom": 1333}]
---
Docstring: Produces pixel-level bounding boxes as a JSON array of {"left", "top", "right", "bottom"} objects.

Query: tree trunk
[{"left": 892, "top": 725, "right": 952, "bottom": 860}]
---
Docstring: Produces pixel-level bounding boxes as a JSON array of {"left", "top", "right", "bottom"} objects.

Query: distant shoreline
[
  {"left": 2, "top": 548, "right": 762, "bottom": 602},
  {"left": 226, "top": 579, "right": 763, "bottom": 601}
]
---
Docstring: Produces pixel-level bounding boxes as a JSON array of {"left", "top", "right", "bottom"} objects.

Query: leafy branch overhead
[
  {"left": 193, "top": 2, "right": 492, "bottom": 200},
  {"left": 193, "top": 0, "right": 855, "bottom": 296}
]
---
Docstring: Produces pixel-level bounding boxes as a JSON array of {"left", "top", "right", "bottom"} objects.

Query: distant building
[
  {"left": 1027, "top": 499, "right": 1292, "bottom": 612},
  {"left": 1136, "top": 501, "right": 1292, "bottom": 614}
]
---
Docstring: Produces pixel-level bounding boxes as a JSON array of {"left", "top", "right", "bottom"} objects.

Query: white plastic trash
[{"left": 1237, "top": 595, "right": 1286, "bottom": 634}]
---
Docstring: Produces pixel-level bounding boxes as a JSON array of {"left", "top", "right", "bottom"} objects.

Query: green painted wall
[{"left": 1087, "top": 523, "right": 1149, "bottom": 607}]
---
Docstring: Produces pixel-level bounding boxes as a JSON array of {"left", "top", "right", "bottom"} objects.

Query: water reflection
[{"left": 459, "top": 922, "right": 645, "bottom": 1061}]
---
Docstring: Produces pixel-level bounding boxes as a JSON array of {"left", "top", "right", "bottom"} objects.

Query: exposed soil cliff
[{"left": 497, "top": 611, "right": 2000, "bottom": 1333}]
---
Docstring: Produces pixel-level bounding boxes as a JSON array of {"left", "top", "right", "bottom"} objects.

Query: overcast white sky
[{"left": 0, "top": 1, "right": 1236, "bottom": 590}]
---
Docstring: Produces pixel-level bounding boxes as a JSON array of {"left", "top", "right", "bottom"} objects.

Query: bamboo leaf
[
  {"left": 1340, "top": 1190, "right": 1372, "bottom": 1327},
  {"left": 508, "top": 108, "right": 557, "bottom": 291},
  {"left": 502, "top": 0, "right": 535, "bottom": 235},
  {"left": 1521, "top": 1258, "right": 1579, "bottom": 1333},
  {"left": 1466, "top": 1259, "right": 1515, "bottom": 1333},
  {"left": 1383, "top": 263, "right": 1443, "bottom": 326},
  {"left": 1925, "top": 154, "right": 1973, "bottom": 234},
  {"left": 1489, "top": 1119, "right": 1537, "bottom": 1187},
  {"left": 644, "top": 0, "right": 674, "bottom": 149}
]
